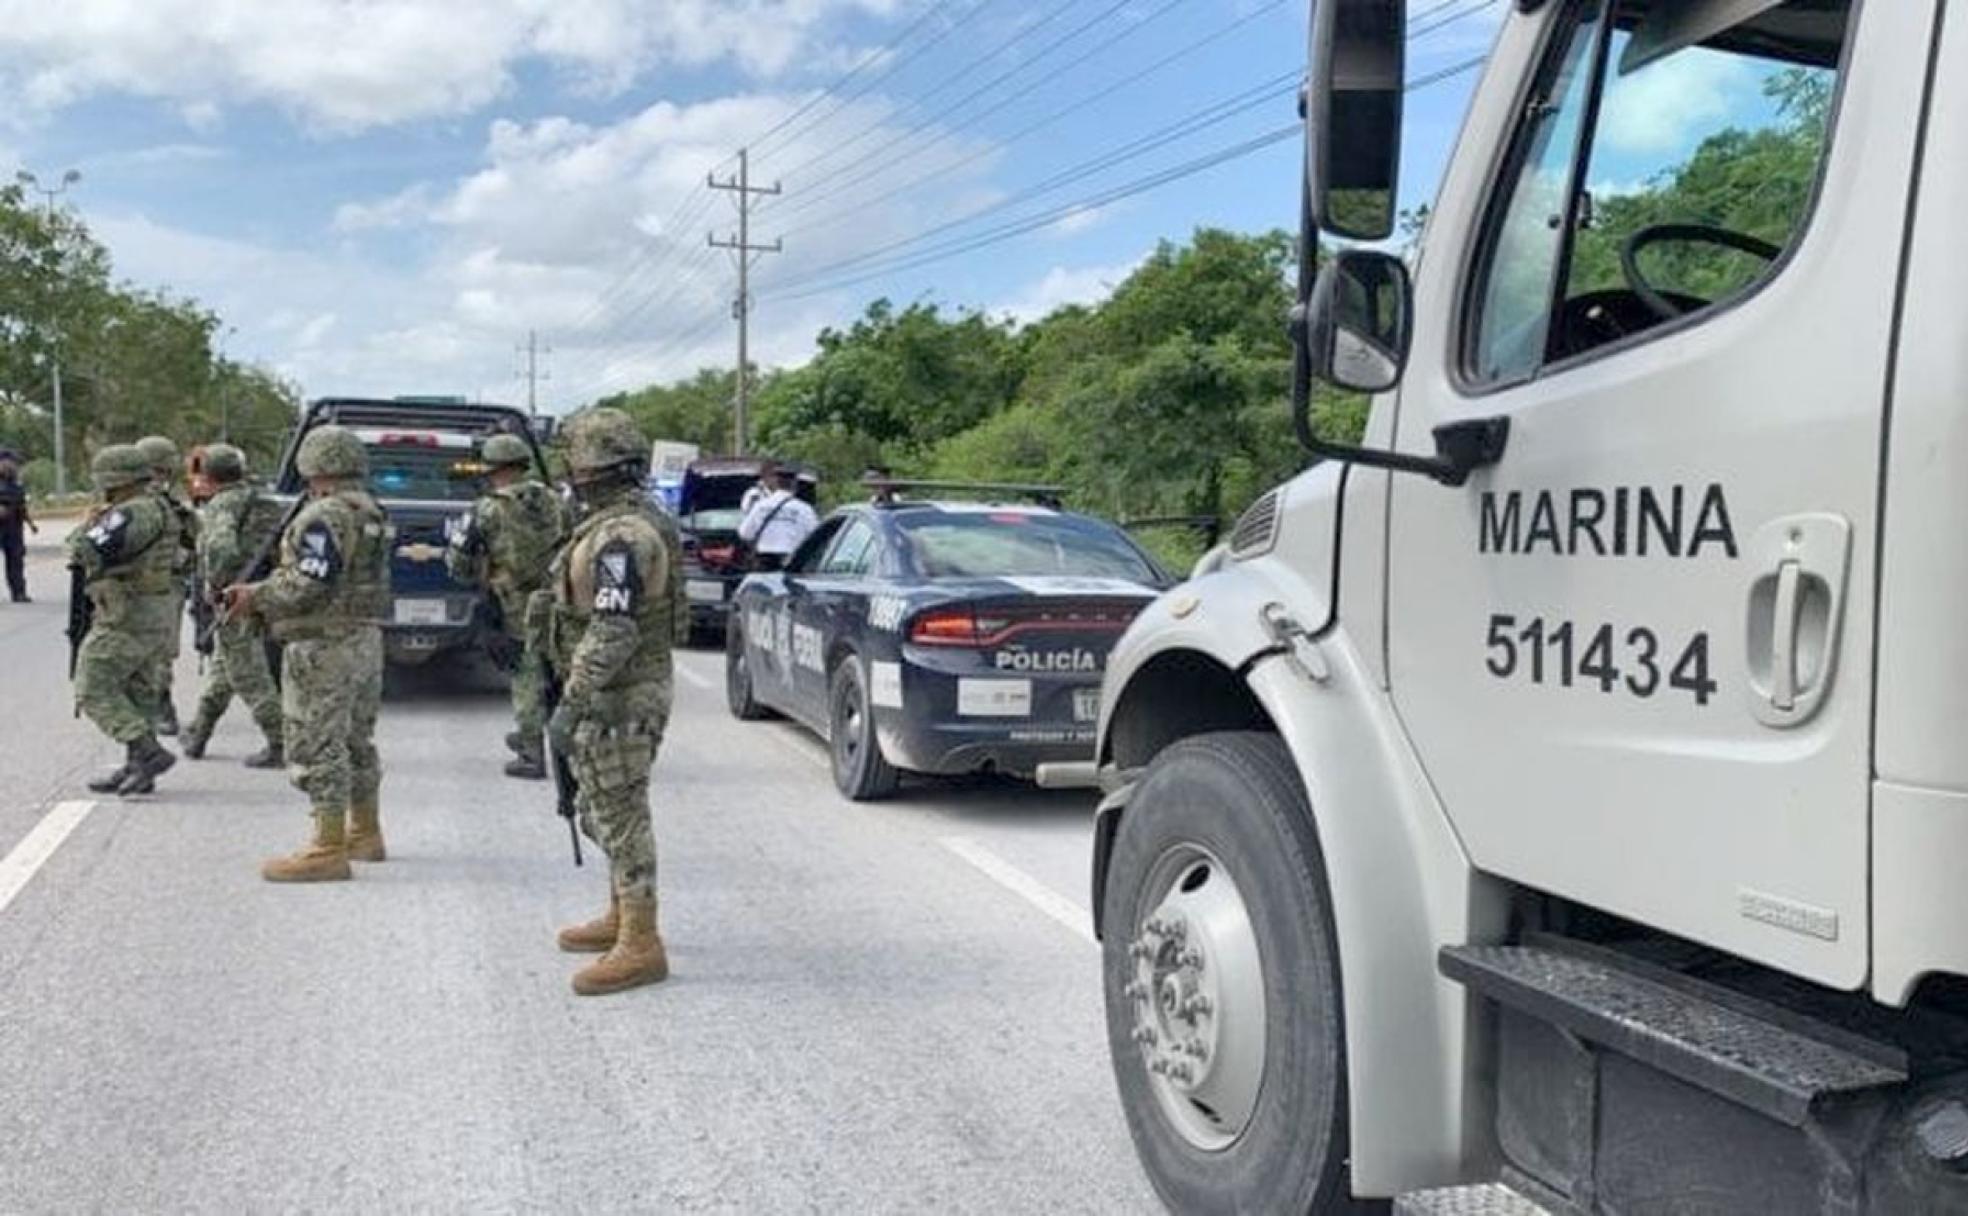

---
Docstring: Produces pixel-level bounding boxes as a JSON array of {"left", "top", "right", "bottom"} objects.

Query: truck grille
[{"left": 1229, "top": 489, "right": 1282, "bottom": 559}]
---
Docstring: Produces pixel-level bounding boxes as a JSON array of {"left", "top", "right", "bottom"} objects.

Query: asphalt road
[{"left": 0, "top": 538, "right": 1157, "bottom": 1214}]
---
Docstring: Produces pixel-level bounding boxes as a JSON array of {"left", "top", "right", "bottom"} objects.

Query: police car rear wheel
[
  {"left": 829, "top": 659, "right": 899, "bottom": 801},
  {"left": 1101, "top": 732, "right": 1362, "bottom": 1214},
  {"left": 725, "top": 624, "right": 772, "bottom": 721}
]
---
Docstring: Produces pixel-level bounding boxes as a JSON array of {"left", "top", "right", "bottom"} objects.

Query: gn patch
[
  {"left": 296, "top": 520, "right": 341, "bottom": 582},
  {"left": 85, "top": 508, "right": 130, "bottom": 558},
  {"left": 593, "top": 540, "right": 640, "bottom": 615}
]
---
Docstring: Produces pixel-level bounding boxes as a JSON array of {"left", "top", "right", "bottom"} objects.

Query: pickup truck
[{"left": 273, "top": 397, "right": 555, "bottom": 668}]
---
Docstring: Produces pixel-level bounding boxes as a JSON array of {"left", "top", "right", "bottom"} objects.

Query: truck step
[
  {"left": 1394, "top": 1182, "right": 1552, "bottom": 1216},
  {"left": 1440, "top": 944, "right": 1906, "bottom": 1126}
]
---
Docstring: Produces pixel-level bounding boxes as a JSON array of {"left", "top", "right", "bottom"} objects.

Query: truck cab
[
  {"left": 1090, "top": 2, "right": 1968, "bottom": 1211},
  {"left": 275, "top": 397, "right": 553, "bottom": 668}
]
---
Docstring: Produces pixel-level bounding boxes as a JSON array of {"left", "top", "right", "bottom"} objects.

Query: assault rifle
[
  {"left": 65, "top": 562, "right": 93, "bottom": 709},
  {"left": 541, "top": 659, "right": 584, "bottom": 868},
  {"left": 196, "top": 493, "right": 307, "bottom": 652}
]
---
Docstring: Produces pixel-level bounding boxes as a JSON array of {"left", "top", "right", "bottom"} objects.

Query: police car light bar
[{"left": 863, "top": 477, "right": 1066, "bottom": 509}]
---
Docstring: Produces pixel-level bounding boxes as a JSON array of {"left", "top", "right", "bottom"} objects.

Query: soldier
[
  {"left": 181, "top": 444, "right": 286, "bottom": 767},
  {"left": 222, "top": 426, "right": 390, "bottom": 883},
  {"left": 446, "top": 431, "right": 567, "bottom": 780},
  {"left": 68, "top": 445, "right": 180, "bottom": 796},
  {"left": 136, "top": 435, "right": 198, "bottom": 737},
  {"left": 544, "top": 407, "right": 684, "bottom": 996}
]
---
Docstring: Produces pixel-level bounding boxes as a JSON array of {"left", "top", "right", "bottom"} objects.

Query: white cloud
[
  {"left": 0, "top": 0, "right": 908, "bottom": 133},
  {"left": 82, "top": 142, "right": 228, "bottom": 171},
  {"left": 1046, "top": 204, "right": 1110, "bottom": 238},
  {"left": 1598, "top": 48, "right": 1750, "bottom": 158},
  {"left": 85, "top": 86, "right": 1000, "bottom": 409},
  {"left": 995, "top": 257, "right": 1143, "bottom": 324}
]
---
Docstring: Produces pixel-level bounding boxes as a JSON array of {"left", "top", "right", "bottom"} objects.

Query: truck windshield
[
  {"left": 900, "top": 513, "right": 1161, "bottom": 583},
  {"left": 366, "top": 442, "right": 484, "bottom": 502}
]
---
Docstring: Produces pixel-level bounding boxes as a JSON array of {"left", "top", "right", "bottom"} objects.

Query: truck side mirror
[
  {"left": 1306, "top": 0, "right": 1404, "bottom": 241},
  {"left": 1307, "top": 249, "right": 1412, "bottom": 394}
]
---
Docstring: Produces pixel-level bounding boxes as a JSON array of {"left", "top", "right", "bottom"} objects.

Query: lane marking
[
  {"left": 0, "top": 800, "right": 98, "bottom": 917},
  {"left": 941, "top": 835, "right": 1096, "bottom": 946},
  {"left": 767, "top": 727, "right": 831, "bottom": 772},
  {"left": 675, "top": 661, "right": 716, "bottom": 692}
]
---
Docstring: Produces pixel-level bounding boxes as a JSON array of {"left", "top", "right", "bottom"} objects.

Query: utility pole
[
  {"left": 19, "top": 168, "right": 81, "bottom": 495},
  {"left": 216, "top": 325, "right": 236, "bottom": 444},
  {"left": 516, "top": 329, "right": 551, "bottom": 416},
  {"left": 708, "top": 148, "right": 781, "bottom": 455}
]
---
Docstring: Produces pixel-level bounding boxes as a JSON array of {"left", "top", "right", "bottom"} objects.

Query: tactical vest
[
  {"left": 270, "top": 487, "right": 392, "bottom": 641},
  {"left": 87, "top": 494, "right": 178, "bottom": 627},
  {"left": 549, "top": 494, "right": 681, "bottom": 693},
  {"left": 488, "top": 479, "right": 565, "bottom": 597},
  {"left": 161, "top": 488, "right": 199, "bottom": 578}
]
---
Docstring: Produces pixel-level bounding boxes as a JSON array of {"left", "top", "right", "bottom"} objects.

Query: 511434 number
[{"left": 1484, "top": 614, "right": 1716, "bottom": 705}]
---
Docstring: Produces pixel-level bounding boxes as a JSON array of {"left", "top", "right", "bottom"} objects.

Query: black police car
[{"left": 724, "top": 483, "right": 1171, "bottom": 799}]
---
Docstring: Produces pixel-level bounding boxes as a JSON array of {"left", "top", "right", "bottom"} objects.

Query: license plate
[
  {"left": 686, "top": 579, "right": 725, "bottom": 604},
  {"left": 393, "top": 598, "right": 447, "bottom": 626},
  {"left": 1073, "top": 688, "right": 1102, "bottom": 723}
]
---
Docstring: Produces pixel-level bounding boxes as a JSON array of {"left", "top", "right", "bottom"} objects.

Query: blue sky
[{"left": 0, "top": 0, "right": 1506, "bottom": 411}]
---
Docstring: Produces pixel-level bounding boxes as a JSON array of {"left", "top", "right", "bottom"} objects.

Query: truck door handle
[{"left": 1743, "top": 514, "right": 1851, "bottom": 730}]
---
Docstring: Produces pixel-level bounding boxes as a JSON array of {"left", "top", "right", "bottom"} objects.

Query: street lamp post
[{"left": 19, "top": 168, "right": 81, "bottom": 496}]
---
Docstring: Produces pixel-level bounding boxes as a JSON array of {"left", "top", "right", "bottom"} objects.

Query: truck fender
[{"left": 1096, "top": 612, "right": 1508, "bottom": 1195}]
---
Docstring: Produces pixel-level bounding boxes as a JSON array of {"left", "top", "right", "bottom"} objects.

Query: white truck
[{"left": 1084, "top": 0, "right": 1968, "bottom": 1211}]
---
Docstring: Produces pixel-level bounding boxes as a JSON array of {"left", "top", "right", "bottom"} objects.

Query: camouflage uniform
[
  {"left": 183, "top": 445, "right": 286, "bottom": 764},
  {"left": 137, "top": 435, "right": 199, "bottom": 736},
  {"left": 546, "top": 408, "right": 684, "bottom": 996},
  {"left": 68, "top": 445, "right": 180, "bottom": 796},
  {"left": 446, "top": 432, "right": 566, "bottom": 775},
  {"left": 238, "top": 426, "right": 392, "bottom": 883}
]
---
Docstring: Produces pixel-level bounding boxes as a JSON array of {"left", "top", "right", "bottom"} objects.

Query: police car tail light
[{"left": 910, "top": 609, "right": 1015, "bottom": 647}]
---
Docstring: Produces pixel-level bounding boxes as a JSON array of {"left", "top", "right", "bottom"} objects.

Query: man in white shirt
[{"left": 737, "top": 466, "right": 819, "bottom": 570}]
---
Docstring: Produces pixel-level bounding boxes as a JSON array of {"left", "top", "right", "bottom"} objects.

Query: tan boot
[
  {"left": 557, "top": 892, "right": 619, "bottom": 953},
  {"left": 261, "top": 810, "right": 352, "bottom": 883},
  {"left": 572, "top": 895, "right": 668, "bottom": 996},
  {"left": 347, "top": 798, "right": 386, "bottom": 863}
]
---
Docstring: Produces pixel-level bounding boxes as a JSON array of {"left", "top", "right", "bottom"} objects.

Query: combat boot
[
  {"left": 261, "top": 810, "right": 352, "bottom": 883},
  {"left": 242, "top": 740, "right": 284, "bottom": 769},
  {"left": 557, "top": 892, "right": 619, "bottom": 953},
  {"left": 86, "top": 744, "right": 137, "bottom": 793},
  {"left": 155, "top": 703, "right": 180, "bottom": 737},
  {"left": 571, "top": 895, "right": 668, "bottom": 996},
  {"left": 505, "top": 738, "right": 546, "bottom": 781},
  {"left": 504, "top": 730, "right": 527, "bottom": 756},
  {"left": 116, "top": 736, "right": 177, "bottom": 796},
  {"left": 347, "top": 798, "right": 386, "bottom": 863},
  {"left": 180, "top": 717, "right": 214, "bottom": 760}
]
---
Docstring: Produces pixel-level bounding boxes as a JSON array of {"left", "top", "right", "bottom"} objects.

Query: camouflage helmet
[
  {"left": 91, "top": 444, "right": 154, "bottom": 492},
  {"left": 202, "top": 443, "right": 247, "bottom": 482},
  {"left": 482, "top": 433, "right": 532, "bottom": 469},
  {"left": 136, "top": 434, "right": 181, "bottom": 478},
  {"left": 563, "top": 408, "right": 647, "bottom": 477},
  {"left": 295, "top": 425, "right": 368, "bottom": 480}
]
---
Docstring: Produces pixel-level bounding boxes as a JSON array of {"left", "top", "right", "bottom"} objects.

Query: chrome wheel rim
[{"left": 1124, "top": 843, "right": 1267, "bottom": 1151}]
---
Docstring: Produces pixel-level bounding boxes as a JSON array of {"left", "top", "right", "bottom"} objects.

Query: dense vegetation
[
  {"left": 0, "top": 183, "right": 298, "bottom": 496},
  {"left": 600, "top": 228, "right": 1367, "bottom": 564}
]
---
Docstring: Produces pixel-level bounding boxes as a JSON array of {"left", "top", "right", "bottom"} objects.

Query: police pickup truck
[{"left": 274, "top": 397, "right": 551, "bottom": 668}]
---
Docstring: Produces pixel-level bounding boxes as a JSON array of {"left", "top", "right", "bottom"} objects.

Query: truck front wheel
[{"left": 1101, "top": 731, "right": 1362, "bottom": 1213}]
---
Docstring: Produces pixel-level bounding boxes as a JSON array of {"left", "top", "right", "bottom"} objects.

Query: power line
[
  {"left": 748, "top": 0, "right": 1000, "bottom": 162},
  {"left": 759, "top": 0, "right": 1105, "bottom": 191},
  {"left": 766, "top": 53, "right": 1490, "bottom": 304},
  {"left": 1410, "top": 0, "right": 1502, "bottom": 41},
  {"left": 771, "top": 0, "right": 1188, "bottom": 226},
  {"left": 765, "top": 69, "right": 1303, "bottom": 293},
  {"left": 776, "top": 0, "right": 1291, "bottom": 244}
]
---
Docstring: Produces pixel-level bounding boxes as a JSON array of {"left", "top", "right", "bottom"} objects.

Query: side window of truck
[{"left": 1465, "top": 0, "right": 1851, "bottom": 387}]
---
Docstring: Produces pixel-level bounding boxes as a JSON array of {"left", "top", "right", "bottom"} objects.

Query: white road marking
[
  {"left": 675, "top": 661, "right": 716, "bottom": 692},
  {"left": 941, "top": 835, "right": 1096, "bottom": 946},
  {"left": 0, "top": 800, "right": 97, "bottom": 918},
  {"left": 767, "top": 727, "right": 831, "bottom": 771}
]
